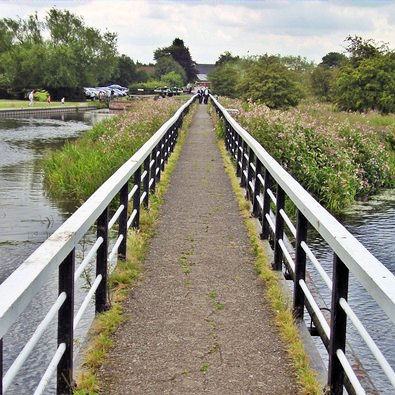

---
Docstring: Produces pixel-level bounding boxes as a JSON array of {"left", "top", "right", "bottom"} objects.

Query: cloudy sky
[{"left": 1, "top": 0, "right": 394, "bottom": 64}]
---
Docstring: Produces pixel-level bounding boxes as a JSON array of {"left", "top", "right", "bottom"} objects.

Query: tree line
[
  {"left": 209, "top": 36, "right": 395, "bottom": 113},
  {"left": 0, "top": 10, "right": 197, "bottom": 100}
]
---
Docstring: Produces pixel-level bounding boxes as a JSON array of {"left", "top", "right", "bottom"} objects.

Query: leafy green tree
[
  {"left": 113, "top": 54, "right": 137, "bottom": 86},
  {"left": 215, "top": 51, "right": 239, "bottom": 66},
  {"left": 154, "top": 38, "right": 197, "bottom": 82},
  {"left": 321, "top": 52, "right": 347, "bottom": 68},
  {"left": 237, "top": 55, "right": 304, "bottom": 108},
  {"left": 310, "top": 65, "right": 337, "bottom": 101},
  {"left": 335, "top": 53, "right": 395, "bottom": 113},
  {"left": 154, "top": 56, "right": 186, "bottom": 83},
  {"left": 209, "top": 61, "right": 242, "bottom": 98},
  {"left": 161, "top": 71, "right": 184, "bottom": 87},
  {"left": 344, "top": 35, "right": 389, "bottom": 66}
]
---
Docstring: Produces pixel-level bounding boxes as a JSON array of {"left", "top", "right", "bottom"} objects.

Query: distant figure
[
  {"left": 47, "top": 95, "right": 51, "bottom": 105},
  {"left": 203, "top": 87, "right": 210, "bottom": 104},
  {"left": 61, "top": 97, "right": 65, "bottom": 105},
  {"left": 198, "top": 88, "right": 203, "bottom": 104},
  {"left": 28, "top": 90, "right": 34, "bottom": 106}
]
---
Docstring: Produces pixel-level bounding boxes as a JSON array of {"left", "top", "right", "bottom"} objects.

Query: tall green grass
[{"left": 43, "top": 98, "right": 185, "bottom": 204}]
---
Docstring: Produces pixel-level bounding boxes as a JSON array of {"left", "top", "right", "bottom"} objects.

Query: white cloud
[{"left": 0, "top": 0, "right": 394, "bottom": 63}]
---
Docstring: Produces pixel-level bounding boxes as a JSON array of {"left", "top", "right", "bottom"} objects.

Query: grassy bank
[
  {"left": 74, "top": 102, "right": 197, "bottom": 394},
  {"left": 43, "top": 97, "right": 187, "bottom": 204},
  {"left": 217, "top": 98, "right": 395, "bottom": 214},
  {"left": 209, "top": 105, "right": 322, "bottom": 394},
  {"left": 0, "top": 99, "right": 90, "bottom": 109}
]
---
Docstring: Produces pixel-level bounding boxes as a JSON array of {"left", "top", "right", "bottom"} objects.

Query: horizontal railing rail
[
  {"left": 211, "top": 95, "right": 395, "bottom": 395},
  {"left": 0, "top": 95, "right": 196, "bottom": 395}
]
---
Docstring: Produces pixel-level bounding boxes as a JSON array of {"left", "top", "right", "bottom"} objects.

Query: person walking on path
[
  {"left": 203, "top": 87, "right": 210, "bottom": 104},
  {"left": 28, "top": 90, "right": 34, "bottom": 106},
  {"left": 47, "top": 95, "right": 51, "bottom": 105},
  {"left": 198, "top": 88, "right": 203, "bottom": 104},
  {"left": 61, "top": 97, "right": 65, "bottom": 105},
  {"left": 98, "top": 105, "right": 299, "bottom": 394}
]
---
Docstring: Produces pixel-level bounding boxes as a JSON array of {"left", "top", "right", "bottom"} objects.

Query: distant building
[{"left": 195, "top": 64, "right": 216, "bottom": 88}]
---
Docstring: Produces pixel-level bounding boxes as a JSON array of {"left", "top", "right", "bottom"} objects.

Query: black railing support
[
  {"left": 328, "top": 254, "right": 349, "bottom": 395},
  {"left": 225, "top": 121, "right": 230, "bottom": 151},
  {"left": 252, "top": 159, "right": 262, "bottom": 218},
  {"left": 150, "top": 149, "right": 157, "bottom": 194},
  {"left": 261, "top": 169, "right": 271, "bottom": 239},
  {"left": 293, "top": 210, "right": 308, "bottom": 318},
  {"left": 0, "top": 338, "right": 3, "bottom": 395},
  {"left": 96, "top": 207, "right": 109, "bottom": 313},
  {"left": 143, "top": 156, "right": 150, "bottom": 208},
  {"left": 164, "top": 130, "right": 170, "bottom": 163},
  {"left": 133, "top": 166, "right": 141, "bottom": 229},
  {"left": 160, "top": 136, "right": 165, "bottom": 172},
  {"left": 231, "top": 127, "right": 236, "bottom": 158},
  {"left": 118, "top": 182, "right": 128, "bottom": 260},
  {"left": 247, "top": 147, "right": 254, "bottom": 201},
  {"left": 155, "top": 142, "right": 161, "bottom": 182},
  {"left": 273, "top": 185, "right": 285, "bottom": 271},
  {"left": 240, "top": 140, "right": 247, "bottom": 188},
  {"left": 57, "top": 249, "right": 75, "bottom": 395},
  {"left": 236, "top": 134, "right": 242, "bottom": 177}
]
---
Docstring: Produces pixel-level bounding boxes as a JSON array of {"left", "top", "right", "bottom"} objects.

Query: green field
[{"left": 0, "top": 99, "right": 89, "bottom": 109}]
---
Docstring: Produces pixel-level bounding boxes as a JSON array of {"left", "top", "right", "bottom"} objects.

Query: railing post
[
  {"left": 273, "top": 185, "right": 285, "bottom": 271},
  {"left": 261, "top": 169, "right": 271, "bottom": 239},
  {"left": 240, "top": 140, "right": 247, "bottom": 188},
  {"left": 230, "top": 126, "right": 236, "bottom": 158},
  {"left": 150, "top": 149, "right": 157, "bottom": 194},
  {"left": 252, "top": 159, "right": 262, "bottom": 217},
  {"left": 143, "top": 156, "right": 150, "bottom": 208},
  {"left": 57, "top": 249, "right": 75, "bottom": 395},
  {"left": 155, "top": 142, "right": 161, "bottom": 182},
  {"left": 133, "top": 166, "right": 141, "bottom": 229},
  {"left": 293, "top": 210, "right": 308, "bottom": 318},
  {"left": 236, "top": 134, "right": 242, "bottom": 177},
  {"left": 160, "top": 136, "right": 165, "bottom": 172},
  {"left": 96, "top": 207, "right": 109, "bottom": 313},
  {"left": 328, "top": 254, "right": 349, "bottom": 395},
  {"left": 164, "top": 129, "right": 170, "bottom": 164},
  {"left": 118, "top": 182, "right": 128, "bottom": 260},
  {"left": 224, "top": 121, "right": 229, "bottom": 151},
  {"left": 247, "top": 147, "right": 254, "bottom": 202},
  {"left": 1, "top": 338, "right": 3, "bottom": 395}
]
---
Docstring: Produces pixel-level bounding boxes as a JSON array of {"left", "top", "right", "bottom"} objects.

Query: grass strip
[
  {"left": 210, "top": 106, "right": 322, "bottom": 395},
  {"left": 74, "top": 101, "right": 197, "bottom": 395}
]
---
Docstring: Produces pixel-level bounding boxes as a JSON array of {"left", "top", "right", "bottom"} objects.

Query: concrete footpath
[{"left": 98, "top": 105, "right": 299, "bottom": 394}]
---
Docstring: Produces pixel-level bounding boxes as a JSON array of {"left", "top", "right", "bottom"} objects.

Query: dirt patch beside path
[{"left": 98, "top": 104, "right": 299, "bottom": 394}]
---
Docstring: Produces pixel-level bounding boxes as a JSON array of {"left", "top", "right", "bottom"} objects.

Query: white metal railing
[{"left": 212, "top": 94, "right": 395, "bottom": 395}]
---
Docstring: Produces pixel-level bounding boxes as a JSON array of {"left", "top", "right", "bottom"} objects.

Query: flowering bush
[
  {"left": 219, "top": 98, "right": 395, "bottom": 214},
  {"left": 44, "top": 98, "right": 184, "bottom": 203}
]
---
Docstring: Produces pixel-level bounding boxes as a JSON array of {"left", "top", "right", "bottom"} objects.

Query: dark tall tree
[
  {"left": 344, "top": 35, "right": 389, "bottom": 66},
  {"left": 113, "top": 54, "right": 137, "bottom": 86},
  {"left": 154, "top": 38, "right": 197, "bottom": 82},
  {"left": 320, "top": 52, "right": 347, "bottom": 68},
  {"left": 215, "top": 51, "right": 239, "bottom": 66}
]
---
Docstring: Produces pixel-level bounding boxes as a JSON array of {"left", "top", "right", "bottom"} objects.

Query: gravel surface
[{"left": 98, "top": 104, "right": 299, "bottom": 394}]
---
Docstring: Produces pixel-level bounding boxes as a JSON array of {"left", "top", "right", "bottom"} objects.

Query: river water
[
  {"left": 0, "top": 111, "right": 112, "bottom": 394},
  {"left": 306, "top": 191, "right": 395, "bottom": 394}
]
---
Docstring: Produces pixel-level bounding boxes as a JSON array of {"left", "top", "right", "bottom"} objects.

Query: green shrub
[{"left": 34, "top": 90, "right": 49, "bottom": 101}]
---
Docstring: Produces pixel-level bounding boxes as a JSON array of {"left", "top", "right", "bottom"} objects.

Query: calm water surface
[
  {"left": 0, "top": 111, "right": 113, "bottom": 394},
  {"left": 306, "top": 191, "right": 395, "bottom": 394}
]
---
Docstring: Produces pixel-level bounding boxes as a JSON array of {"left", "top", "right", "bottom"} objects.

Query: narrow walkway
[{"left": 99, "top": 105, "right": 298, "bottom": 394}]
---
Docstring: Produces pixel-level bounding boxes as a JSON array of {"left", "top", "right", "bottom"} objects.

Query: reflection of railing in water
[
  {"left": 211, "top": 95, "right": 395, "bottom": 395},
  {"left": 0, "top": 96, "right": 196, "bottom": 395}
]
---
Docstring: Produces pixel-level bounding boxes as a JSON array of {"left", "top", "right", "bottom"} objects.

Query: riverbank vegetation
[
  {"left": 215, "top": 97, "right": 394, "bottom": 214},
  {"left": 43, "top": 97, "right": 186, "bottom": 204}
]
